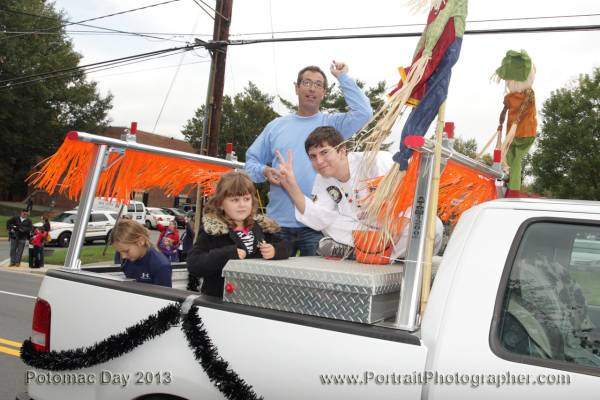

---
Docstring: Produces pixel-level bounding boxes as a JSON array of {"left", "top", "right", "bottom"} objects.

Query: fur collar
[{"left": 202, "top": 213, "right": 280, "bottom": 236}]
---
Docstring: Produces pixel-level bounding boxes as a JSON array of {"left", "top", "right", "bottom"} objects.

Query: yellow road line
[
  {"left": 0, "top": 345, "right": 20, "bottom": 357},
  {"left": 0, "top": 338, "right": 22, "bottom": 348}
]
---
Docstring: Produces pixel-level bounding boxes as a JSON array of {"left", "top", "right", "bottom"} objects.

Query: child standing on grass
[
  {"left": 187, "top": 171, "right": 290, "bottom": 297},
  {"left": 111, "top": 219, "right": 172, "bottom": 287}
]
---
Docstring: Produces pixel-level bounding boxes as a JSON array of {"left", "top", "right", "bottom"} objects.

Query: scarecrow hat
[{"left": 495, "top": 50, "right": 532, "bottom": 82}]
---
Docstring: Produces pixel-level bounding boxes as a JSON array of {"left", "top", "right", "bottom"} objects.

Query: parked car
[
  {"left": 144, "top": 207, "right": 175, "bottom": 229},
  {"left": 179, "top": 203, "right": 196, "bottom": 214},
  {"left": 161, "top": 207, "right": 187, "bottom": 228},
  {"left": 35, "top": 210, "right": 118, "bottom": 247}
]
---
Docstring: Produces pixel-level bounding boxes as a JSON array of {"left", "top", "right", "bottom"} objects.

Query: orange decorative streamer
[
  {"left": 371, "top": 152, "right": 497, "bottom": 231},
  {"left": 27, "top": 138, "right": 231, "bottom": 203},
  {"left": 437, "top": 159, "right": 497, "bottom": 225}
]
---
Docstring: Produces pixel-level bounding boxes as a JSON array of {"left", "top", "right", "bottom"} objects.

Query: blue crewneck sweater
[
  {"left": 123, "top": 247, "right": 172, "bottom": 287},
  {"left": 245, "top": 73, "right": 372, "bottom": 227}
]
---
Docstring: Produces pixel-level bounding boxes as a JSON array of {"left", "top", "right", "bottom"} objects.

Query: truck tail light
[{"left": 31, "top": 298, "right": 51, "bottom": 352}]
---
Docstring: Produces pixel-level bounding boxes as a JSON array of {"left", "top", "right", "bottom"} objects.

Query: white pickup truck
[{"left": 17, "top": 133, "right": 600, "bottom": 400}]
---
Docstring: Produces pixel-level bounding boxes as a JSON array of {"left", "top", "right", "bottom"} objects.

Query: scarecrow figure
[
  {"left": 391, "top": 0, "right": 468, "bottom": 172},
  {"left": 493, "top": 49, "right": 537, "bottom": 197},
  {"left": 348, "top": 0, "right": 468, "bottom": 241}
]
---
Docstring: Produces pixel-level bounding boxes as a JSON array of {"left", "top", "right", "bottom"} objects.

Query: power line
[
  {"left": 227, "top": 24, "right": 600, "bottom": 46},
  {"left": 0, "top": 2, "right": 187, "bottom": 43},
  {"left": 0, "top": 43, "right": 203, "bottom": 88},
  {"left": 0, "top": 49, "right": 195, "bottom": 92},
  {"left": 5, "top": 12, "right": 598, "bottom": 39},
  {"left": 153, "top": 8, "right": 204, "bottom": 132},
  {"left": 191, "top": 0, "right": 215, "bottom": 20},
  {"left": 226, "top": 12, "right": 600, "bottom": 37},
  {"left": 195, "top": 0, "right": 229, "bottom": 22},
  {"left": 2, "top": 22, "right": 599, "bottom": 92},
  {"left": 93, "top": 60, "right": 210, "bottom": 79}
]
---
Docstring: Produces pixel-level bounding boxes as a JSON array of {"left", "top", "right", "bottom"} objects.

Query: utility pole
[
  {"left": 200, "top": 0, "right": 233, "bottom": 157},
  {"left": 195, "top": 0, "right": 233, "bottom": 237}
]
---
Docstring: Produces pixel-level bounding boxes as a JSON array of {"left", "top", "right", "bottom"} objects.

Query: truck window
[
  {"left": 127, "top": 204, "right": 135, "bottom": 212},
  {"left": 496, "top": 221, "right": 600, "bottom": 372}
]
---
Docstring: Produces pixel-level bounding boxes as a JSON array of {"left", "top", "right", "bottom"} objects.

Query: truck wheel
[
  {"left": 58, "top": 232, "right": 71, "bottom": 248},
  {"left": 145, "top": 220, "right": 152, "bottom": 229}
]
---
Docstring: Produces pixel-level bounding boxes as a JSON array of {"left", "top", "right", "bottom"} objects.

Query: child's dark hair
[
  {"left": 304, "top": 126, "right": 345, "bottom": 153},
  {"left": 205, "top": 171, "right": 258, "bottom": 228}
]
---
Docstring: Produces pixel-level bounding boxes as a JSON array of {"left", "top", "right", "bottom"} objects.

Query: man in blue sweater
[{"left": 245, "top": 61, "right": 372, "bottom": 256}]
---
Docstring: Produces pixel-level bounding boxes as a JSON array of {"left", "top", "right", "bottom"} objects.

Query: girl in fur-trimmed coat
[{"left": 187, "top": 171, "right": 290, "bottom": 297}]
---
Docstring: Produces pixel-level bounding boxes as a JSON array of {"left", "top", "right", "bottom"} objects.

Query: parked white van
[{"left": 92, "top": 198, "right": 146, "bottom": 224}]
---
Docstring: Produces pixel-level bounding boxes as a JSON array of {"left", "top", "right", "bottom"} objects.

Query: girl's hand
[
  {"left": 237, "top": 248, "right": 247, "bottom": 259},
  {"left": 259, "top": 243, "right": 275, "bottom": 259}
]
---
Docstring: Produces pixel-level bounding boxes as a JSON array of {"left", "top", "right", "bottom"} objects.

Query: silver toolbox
[{"left": 222, "top": 257, "right": 404, "bottom": 324}]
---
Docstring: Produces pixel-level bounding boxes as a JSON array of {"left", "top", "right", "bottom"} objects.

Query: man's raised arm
[{"left": 329, "top": 61, "right": 373, "bottom": 138}]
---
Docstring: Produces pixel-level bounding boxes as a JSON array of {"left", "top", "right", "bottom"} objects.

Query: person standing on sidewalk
[
  {"left": 28, "top": 226, "right": 47, "bottom": 268},
  {"left": 6, "top": 209, "right": 33, "bottom": 267},
  {"left": 245, "top": 61, "right": 373, "bottom": 256}
]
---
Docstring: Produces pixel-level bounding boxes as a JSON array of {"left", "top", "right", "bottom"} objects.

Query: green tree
[
  {"left": 453, "top": 136, "right": 478, "bottom": 158},
  {"left": 182, "top": 81, "right": 279, "bottom": 161},
  {"left": 530, "top": 68, "right": 600, "bottom": 199},
  {"left": 0, "top": 0, "right": 113, "bottom": 200},
  {"left": 182, "top": 82, "right": 279, "bottom": 208}
]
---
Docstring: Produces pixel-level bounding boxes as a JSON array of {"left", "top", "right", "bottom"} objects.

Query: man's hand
[
  {"left": 330, "top": 60, "right": 348, "bottom": 78},
  {"left": 263, "top": 166, "right": 281, "bottom": 186},
  {"left": 259, "top": 242, "right": 275, "bottom": 259},
  {"left": 275, "top": 149, "right": 297, "bottom": 190},
  {"left": 237, "top": 248, "right": 247, "bottom": 259}
]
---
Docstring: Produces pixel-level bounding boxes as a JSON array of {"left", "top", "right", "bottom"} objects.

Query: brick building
[{"left": 29, "top": 127, "right": 200, "bottom": 211}]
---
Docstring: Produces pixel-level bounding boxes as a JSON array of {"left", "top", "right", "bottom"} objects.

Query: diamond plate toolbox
[{"left": 222, "top": 257, "right": 404, "bottom": 323}]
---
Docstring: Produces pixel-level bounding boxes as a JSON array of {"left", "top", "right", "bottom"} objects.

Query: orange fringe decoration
[
  {"left": 367, "top": 152, "right": 497, "bottom": 232},
  {"left": 28, "top": 138, "right": 231, "bottom": 203},
  {"left": 437, "top": 159, "right": 498, "bottom": 225},
  {"left": 355, "top": 152, "right": 497, "bottom": 264}
]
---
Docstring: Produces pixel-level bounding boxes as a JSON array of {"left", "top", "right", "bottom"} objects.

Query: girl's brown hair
[
  {"left": 204, "top": 171, "right": 258, "bottom": 228},
  {"left": 111, "top": 219, "right": 152, "bottom": 248}
]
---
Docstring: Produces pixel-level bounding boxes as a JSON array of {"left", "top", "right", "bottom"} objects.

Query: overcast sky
[{"left": 51, "top": 0, "right": 600, "bottom": 152}]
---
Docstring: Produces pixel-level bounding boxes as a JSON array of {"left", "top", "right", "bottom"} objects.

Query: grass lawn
[
  {"left": 23, "top": 245, "right": 116, "bottom": 266},
  {"left": 0, "top": 215, "right": 8, "bottom": 237},
  {"left": 572, "top": 270, "right": 600, "bottom": 306}
]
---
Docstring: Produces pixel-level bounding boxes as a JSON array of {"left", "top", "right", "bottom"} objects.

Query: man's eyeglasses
[{"left": 299, "top": 79, "right": 325, "bottom": 90}]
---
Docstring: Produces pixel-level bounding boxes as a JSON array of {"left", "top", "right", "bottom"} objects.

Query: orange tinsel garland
[{"left": 27, "top": 138, "right": 231, "bottom": 203}]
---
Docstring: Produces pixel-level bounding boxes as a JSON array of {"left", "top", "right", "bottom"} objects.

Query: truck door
[{"left": 425, "top": 211, "right": 600, "bottom": 399}]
